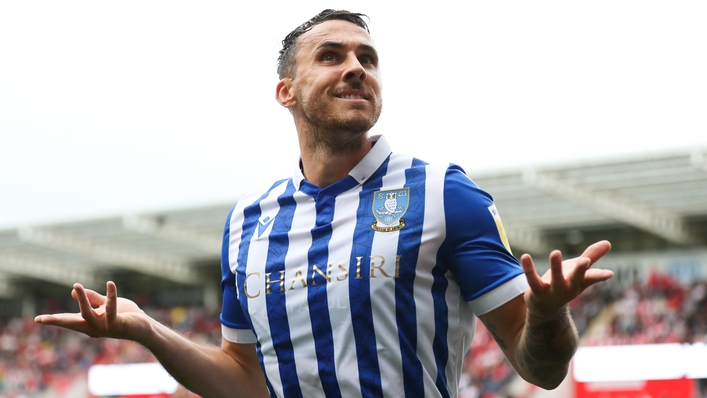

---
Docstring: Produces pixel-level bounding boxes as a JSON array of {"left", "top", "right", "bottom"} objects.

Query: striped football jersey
[{"left": 220, "top": 135, "right": 528, "bottom": 398}]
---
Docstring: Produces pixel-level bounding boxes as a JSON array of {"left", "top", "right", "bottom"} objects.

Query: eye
[
  {"left": 359, "top": 54, "right": 375, "bottom": 65},
  {"left": 321, "top": 52, "right": 336, "bottom": 62}
]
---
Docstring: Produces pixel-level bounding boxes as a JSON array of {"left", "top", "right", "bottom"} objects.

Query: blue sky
[{"left": 1, "top": 1, "right": 706, "bottom": 229}]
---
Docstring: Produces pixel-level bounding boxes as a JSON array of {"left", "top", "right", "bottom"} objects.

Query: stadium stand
[
  {"left": 460, "top": 272, "right": 707, "bottom": 398},
  {"left": 583, "top": 272, "right": 706, "bottom": 346},
  {"left": 4, "top": 273, "right": 704, "bottom": 397},
  {"left": 0, "top": 306, "right": 220, "bottom": 396},
  {"left": 0, "top": 148, "right": 706, "bottom": 396}
]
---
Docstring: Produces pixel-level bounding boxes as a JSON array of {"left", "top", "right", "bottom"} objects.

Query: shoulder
[
  {"left": 225, "top": 177, "right": 294, "bottom": 233},
  {"left": 233, "top": 178, "right": 293, "bottom": 209},
  {"left": 443, "top": 164, "right": 493, "bottom": 203},
  {"left": 380, "top": 155, "right": 492, "bottom": 208},
  {"left": 402, "top": 158, "right": 491, "bottom": 201}
]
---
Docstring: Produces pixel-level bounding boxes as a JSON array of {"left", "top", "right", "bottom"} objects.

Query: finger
[
  {"left": 73, "top": 283, "right": 99, "bottom": 326},
  {"left": 35, "top": 313, "right": 70, "bottom": 324},
  {"left": 84, "top": 288, "right": 109, "bottom": 308},
  {"left": 568, "top": 257, "right": 592, "bottom": 291},
  {"left": 582, "top": 268, "right": 615, "bottom": 288},
  {"left": 579, "top": 240, "right": 612, "bottom": 265},
  {"left": 549, "top": 250, "right": 565, "bottom": 290},
  {"left": 520, "top": 253, "right": 545, "bottom": 291},
  {"left": 105, "top": 281, "right": 117, "bottom": 323},
  {"left": 72, "top": 284, "right": 108, "bottom": 308},
  {"left": 34, "top": 313, "right": 97, "bottom": 336}
]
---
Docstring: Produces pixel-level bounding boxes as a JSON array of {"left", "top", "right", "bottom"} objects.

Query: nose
[{"left": 343, "top": 54, "right": 366, "bottom": 82}]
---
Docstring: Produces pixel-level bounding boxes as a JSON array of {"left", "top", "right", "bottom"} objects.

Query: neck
[{"left": 297, "top": 127, "right": 372, "bottom": 188}]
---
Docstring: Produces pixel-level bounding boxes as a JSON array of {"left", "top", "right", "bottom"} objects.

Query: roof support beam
[
  {"left": 122, "top": 215, "right": 222, "bottom": 255},
  {"left": 523, "top": 170, "right": 693, "bottom": 245},
  {"left": 690, "top": 150, "right": 707, "bottom": 173},
  {"left": 0, "top": 272, "right": 21, "bottom": 298},
  {"left": 0, "top": 253, "right": 99, "bottom": 288},
  {"left": 17, "top": 227, "right": 203, "bottom": 285}
]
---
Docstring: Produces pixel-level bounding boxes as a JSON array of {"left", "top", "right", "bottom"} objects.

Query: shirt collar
[{"left": 292, "top": 134, "right": 391, "bottom": 191}]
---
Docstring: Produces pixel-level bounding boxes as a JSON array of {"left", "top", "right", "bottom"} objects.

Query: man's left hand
[{"left": 521, "top": 240, "right": 613, "bottom": 321}]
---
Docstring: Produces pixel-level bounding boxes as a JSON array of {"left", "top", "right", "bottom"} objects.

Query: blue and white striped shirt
[{"left": 220, "top": 135, "right": 527, "bottom": 398}]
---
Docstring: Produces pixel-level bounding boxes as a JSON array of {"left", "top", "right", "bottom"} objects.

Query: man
[{"left": 35, "top": 9, "right": 613, "bottom": 398}]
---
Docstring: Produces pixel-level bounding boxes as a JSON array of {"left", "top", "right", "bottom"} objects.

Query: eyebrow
[{"left": 314, "top": 41, "right": 378, "bottom": 58}]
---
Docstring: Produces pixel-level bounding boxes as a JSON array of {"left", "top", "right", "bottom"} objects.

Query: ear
[{"left": 276, "top": 78, "right": 296, "bottom": 108}]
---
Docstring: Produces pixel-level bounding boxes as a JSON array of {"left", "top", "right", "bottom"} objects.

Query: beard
[{"left": 296, "top": 85, "right": 382, "bottom": 155}]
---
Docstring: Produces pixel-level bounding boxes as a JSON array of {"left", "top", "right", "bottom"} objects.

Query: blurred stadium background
[{"left": 1, "top": 147, "right": 706, "bottom": 397}]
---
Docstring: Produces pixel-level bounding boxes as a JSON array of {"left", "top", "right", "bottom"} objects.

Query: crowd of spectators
[
  {"left": 583, "top": 272, "right": 707, "bottom": 346},
  {"left": 458, "top": 272, "right": 707, "bottom": 398},
  {"left": 458, "top": 281, "right": 623, "bottom": 398},
  {"left": 0, "top": 305, "right": 221, "bottom": 397},
  {"left": 1, "top": 271, "right": 706, "bottom": 397}
]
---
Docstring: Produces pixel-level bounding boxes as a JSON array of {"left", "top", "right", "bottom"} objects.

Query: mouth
[
  {"left": 335, "top": 90, "right": 369, "bottom": 101},
  {"left": 339, "top": 94, "right": 366, "bottom": 100}
]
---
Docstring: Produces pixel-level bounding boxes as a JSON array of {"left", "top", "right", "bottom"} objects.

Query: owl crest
[{"left": 372, "top": 188, "right": 410, "bottom": 232}]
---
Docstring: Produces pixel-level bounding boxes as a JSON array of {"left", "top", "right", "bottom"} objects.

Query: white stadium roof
[{"left": 1, "top": 147, "right": 706, "bottom": 307}]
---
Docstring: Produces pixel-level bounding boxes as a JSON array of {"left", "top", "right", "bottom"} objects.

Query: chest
[{"left": 232, "top": 178, "right": 445, "bottom": 322}]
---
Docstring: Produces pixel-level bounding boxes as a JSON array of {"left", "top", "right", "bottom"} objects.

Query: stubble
[{"left": 297, "top": 84, "right": 382, "bottom": 156}]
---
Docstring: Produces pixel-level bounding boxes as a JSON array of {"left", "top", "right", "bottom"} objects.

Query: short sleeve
[
  {"left": 440, "top": 165, "right": 528, "bottom": 314},
  {"left": 219, "top": 206, "right": 257, "bottom": 342}
]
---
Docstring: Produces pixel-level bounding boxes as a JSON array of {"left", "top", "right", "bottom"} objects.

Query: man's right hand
[{"left": 35, "top": 281, "right": 150, "bottom": 340}]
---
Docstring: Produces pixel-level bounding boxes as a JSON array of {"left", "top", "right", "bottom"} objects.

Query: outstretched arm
[
  {"left": 478, "top": 240, "right": 613, "bottom": 390},
  {"left": 35, "top": 281, "right": 268, "bottom": 398}
]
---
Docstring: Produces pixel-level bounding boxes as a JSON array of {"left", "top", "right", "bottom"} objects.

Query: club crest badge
[{"left": 371, "top": 188, "right": 409, "bottom": 232}]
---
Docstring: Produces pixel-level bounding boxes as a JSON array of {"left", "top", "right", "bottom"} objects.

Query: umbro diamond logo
[{"left": 257, "top": 216, "right": 275, "bottom": 238}]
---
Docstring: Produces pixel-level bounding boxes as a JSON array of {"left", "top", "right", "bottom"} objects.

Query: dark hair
[{"left": 277, "top": 9, "right": 370, "bottom": 78}]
